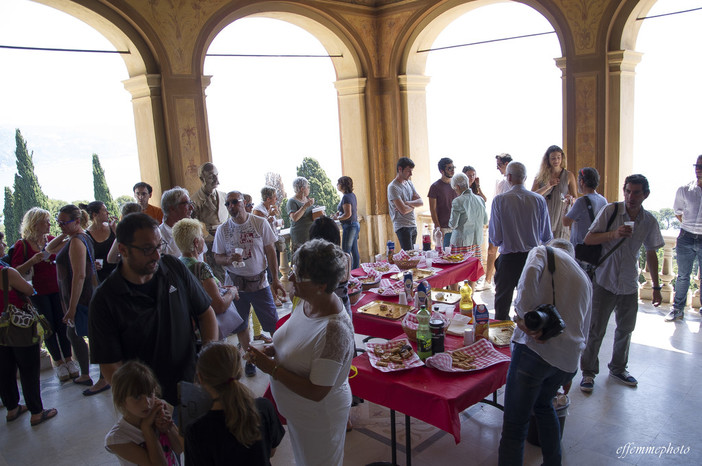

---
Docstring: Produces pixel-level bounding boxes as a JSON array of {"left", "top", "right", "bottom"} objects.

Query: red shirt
[
  {"left": 10, "top": 237, "right": 59, "bottom": 295},
  {"left": 0, "top": 266, "right": 25, "bottom": 308}
]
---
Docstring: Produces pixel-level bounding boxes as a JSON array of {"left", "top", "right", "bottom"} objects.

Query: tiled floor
[{"left": 1, "top": 289, "right": 701, "bottom": 465}]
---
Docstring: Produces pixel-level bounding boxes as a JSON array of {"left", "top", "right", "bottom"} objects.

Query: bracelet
[
  {"left": 652, "top": 286, "right": 662, "bottom": 291},
  {"left": 271, "top": 364, "right": 280, "bottom": 380}
]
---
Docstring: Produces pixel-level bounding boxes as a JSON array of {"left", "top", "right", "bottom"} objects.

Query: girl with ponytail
[{"left": 184, "top": 341, "right": 284, "bottom": 465}]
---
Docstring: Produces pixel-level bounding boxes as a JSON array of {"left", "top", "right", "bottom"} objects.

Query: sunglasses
[
  {"left": 55, "top": 218, "right": 78, "bottom": 227},
  {"left": 225, "top": 199, "right": 241, "bottom": 207}
]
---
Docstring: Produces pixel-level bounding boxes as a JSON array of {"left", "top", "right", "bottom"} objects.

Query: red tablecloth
[
  {"left": 349, "top": 334, "right": 510, "bottom": 444},
  {"left": 351, "top": 257, "right": 484, "bottom": 339}
]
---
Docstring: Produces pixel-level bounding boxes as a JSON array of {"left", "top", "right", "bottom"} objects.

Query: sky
[{"left": 0, "top": 0, "right": 701, "bottom": 222}]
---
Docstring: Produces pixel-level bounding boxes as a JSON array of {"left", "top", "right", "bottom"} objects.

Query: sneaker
[
  {"left": 55, "top": 364, "right": 70, "bottom": 382},
  {"left": 579, "top": 376, "right": 594, "bottom": 393},
  {"left": 610, "top": 371, "right": 638, "bottom": 386},
  {"left": 474, "top": 277, "right": 488, "bottom": 291},
  {"left": 245, "top": 361, "right": 257, "bottom": 377},
  {"left": 665, "top": 309, "right": 684, "bottom": 322},
  {"left": 65, "top": 360, "right": 80, "bottom": 378}
]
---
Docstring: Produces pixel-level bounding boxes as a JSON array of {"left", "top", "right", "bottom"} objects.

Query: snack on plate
[
  {"left": 377, "top": 361, "right": 388, "bottom": 367},
  {"left": 443, "top": 253, "right": 465, "bottom": 263},
  {"left": 451, "top": 351, "right": 477, "bottom": 370}
]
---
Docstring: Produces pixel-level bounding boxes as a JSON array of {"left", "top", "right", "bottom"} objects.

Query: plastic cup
[
  {"left": 425, "top": 258, "right": 433, "bottom": 268},
  {"left": 444, "top": 246, "right": 452, "bottom": 255},
  {"left": 374, "top": 254, "right": 382, "bottom": 262},
  {"left": 234, "top": 247, "right": 243, "bottom": 255},
  {"left": 624, "top": 221, "right": 634, "bottom": 231}
]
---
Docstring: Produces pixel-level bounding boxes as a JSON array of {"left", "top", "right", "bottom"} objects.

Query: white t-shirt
[
  {"left": 212, "top": 214, "right": 275, "bottom": 277},
  {"left": 104, "top": 417, "right": 180, "bottom": 466}
]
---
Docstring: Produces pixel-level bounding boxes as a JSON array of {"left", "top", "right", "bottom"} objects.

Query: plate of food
[
  {"left": 366, "top": 338, "right": 424, "bottom": 372},
  {"left": 361, "top": 262, "right": 401, "bottom": 276},
  {"left": 357, "top": 300, "right": 411, "bottom": 320},
  {"left": 425, "top": 339, "right": 510, "bottom": 373},
  {"left": 431, "top": 289, "right": 461, "bottom": 304},
  {"left": 358, "top": 275, "right": 381, "bottom": 291},
  {"left": 433, "top": 253, "right": 469, "bottom": 265},
  {"left": 390, "top": 268, "right": 436, "bottom": 282},
  {"left": 489, "top": 320, "right": 516, "bottom": 347}
]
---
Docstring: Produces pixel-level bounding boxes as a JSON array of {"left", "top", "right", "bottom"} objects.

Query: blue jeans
[
  {"left": 673, "top": 229, "right": 702, "bottom": 311},
  {"left": 232, "top": 286, "right": 279, "bottom": 334},
  {"left": 499, "top": 343, "right": 574, "bottom": 466},
  {"left": 342, "top": 221, "right": 360, "bottom": 270},
  {"left": 395, "top": 227, "right": 417, "bottom": 251}
]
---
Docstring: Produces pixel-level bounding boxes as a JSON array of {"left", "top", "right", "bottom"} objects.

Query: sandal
[
  {"left": 6, "top": 405, "right": 28, "bottom": 422},
  {"left": 73, "top": 377, "right": 93, "bottom": 386},
  {"left": 254, "top": 334, "right": 273, "bottom": 344},
  {"left": 30, "top": 408, "right": 57, "bottom": 426}
]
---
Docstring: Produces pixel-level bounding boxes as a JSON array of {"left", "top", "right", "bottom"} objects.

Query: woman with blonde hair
[
  {"left": 10, "top": 207, "right": 77, "bottom": 382},
  {"left": 185, "top": 341, "right": 284, "bottom": 465},
  {"left": 532, "top": 145, "right": 577, "bottom": 240},
  {"left": 55, "top": 204, "right": 102, "bottom": 393},
  {"left": 173, "top": 218, "right": 243, "bottom": 341}
]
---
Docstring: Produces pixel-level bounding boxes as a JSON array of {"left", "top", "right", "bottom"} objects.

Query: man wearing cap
[{"left": 666, "top": 156, "right": 702, "bottom": 322}]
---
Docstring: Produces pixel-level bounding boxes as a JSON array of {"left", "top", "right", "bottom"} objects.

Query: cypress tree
[
  {"left": 296, "top": 157, "right": 340, "bottom": 220},
  {"left": 3, "top": 187, "right": 19, "bottom": 244},
  {"left": 13, "top": 129, "right": 49, "bottom": 223},
  {"left": 92, "top": 153, "right": 119, "bottom": 216},
  {"left": 265, "top": 172, "right": 288, "bottom": 227}
]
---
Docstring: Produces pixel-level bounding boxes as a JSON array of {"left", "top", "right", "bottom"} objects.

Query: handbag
[
  {"left": 575, "top": 202, "right": 623, "bottom": 267},
  {"left": 0, "top": 268, "right": 52, "bottom": 347}
]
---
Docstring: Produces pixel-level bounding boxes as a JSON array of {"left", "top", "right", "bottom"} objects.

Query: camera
[{"left": 524, "top": 304, "right": 566, "bottom": 341}]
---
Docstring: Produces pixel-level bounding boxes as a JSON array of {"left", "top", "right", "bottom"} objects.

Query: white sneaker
[
  {"left": 66, "top": 360, "right": 80, "bottom": 378},
  {"left": 474, "top": 277, "right": 488, "bottom": 291},
  {"left": 56, "top": 364, "right": 70, "bottom": 382}
]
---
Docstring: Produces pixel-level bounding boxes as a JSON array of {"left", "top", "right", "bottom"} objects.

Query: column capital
[
  {"left": 554, "top": 56, "right": 567, "bottom": 73},
  {"left": 607, "top": 50, "right": 643, "bottom": 74},
  {"left": 334, "top": 77, "right": 367, "bottom": 96},
  {"left": 122, "top": 74, "right": 161, "bottom": 100},
  {"left": 398, "top": 74, "right": 431, "bottom": 92}
]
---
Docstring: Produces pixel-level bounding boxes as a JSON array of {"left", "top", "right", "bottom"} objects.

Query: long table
[
  {"left": 351, "top": 257, "right": 484, "bottom": 339},
  {"left": 350, "top": 334, "right": 510, "bottom": 465}
]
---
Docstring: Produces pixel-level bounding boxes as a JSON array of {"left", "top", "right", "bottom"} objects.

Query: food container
[
  {"left": 395, "top": 258, "right": 420, "bottom": 270},
  {"left": 357, "top": 301, "right": 412, "bottom": 320},
  {"left": 359, "top": 276, "right": 380, "bottom": 291},
  {"left": 349, "top": 289, "right": 363, "bottom": 305}
]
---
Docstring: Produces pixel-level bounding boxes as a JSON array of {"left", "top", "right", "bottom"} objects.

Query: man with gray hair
[
  {"left": 160, "top": 186, "right": 194, "bottom": 257},
  {"left": 499, "top": 238, "right": 591, "bottom": 466},
  {"left": 489, "top": 161, "right": 552, "bottom": 320},
  {"left": 192, "top": 162, "right": 228, "bottom": 282}
]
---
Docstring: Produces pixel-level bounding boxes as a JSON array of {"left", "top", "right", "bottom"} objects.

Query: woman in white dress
[{"left": 247, "top": 239, "right": 355, "bottom": 466}]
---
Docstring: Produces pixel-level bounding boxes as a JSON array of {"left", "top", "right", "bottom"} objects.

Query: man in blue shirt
[{"left": 489, "top": 161, "right": 552, "bottom": 321}]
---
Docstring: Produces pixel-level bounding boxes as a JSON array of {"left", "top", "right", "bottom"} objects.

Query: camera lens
[{"left": 524, "top": 310, "right": 549, "bottom": 331}]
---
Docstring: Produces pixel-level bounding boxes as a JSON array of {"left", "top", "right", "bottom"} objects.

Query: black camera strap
[{"left": 545, "top": 246, "right": 556, "bottom": 306}]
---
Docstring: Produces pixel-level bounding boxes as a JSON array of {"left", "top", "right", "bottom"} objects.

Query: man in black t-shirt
[{"left": 89, "top": 213, "right": 218, "bottom": 405}]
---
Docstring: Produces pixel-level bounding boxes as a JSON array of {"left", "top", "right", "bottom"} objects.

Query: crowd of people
[{"left": 2, "top": 150, "right": 698, "bottom": 465}]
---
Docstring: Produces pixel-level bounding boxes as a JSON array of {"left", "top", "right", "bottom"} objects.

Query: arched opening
[
  {"left": 0, "top": 0, "right": 151, "bottom": 205},
  {"left": 401, "top": 0, "right": 565, "bottom": 201}
]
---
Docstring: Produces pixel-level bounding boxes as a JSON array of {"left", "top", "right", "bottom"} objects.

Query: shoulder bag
[
  {"left": 575, "top": 202, "right": 625, "bottom": 266},
  {"left": 0, "top": 268, "right": 52, "bottom": 347}
]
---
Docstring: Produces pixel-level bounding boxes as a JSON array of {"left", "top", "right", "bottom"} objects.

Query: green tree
[
  {"left": 3, "top": 187, "right": 19, "bottom": 243},
  {"left": 296, "top": 157, "right": 339, "bottom": 220},
  {"left": 115, "top": 195, "right": 134, "bottom": 209},
  {"left": 12, "top": 129, "right": 49, "bottom": 226},
  {"left": 265, "top": 172, "right": 288, "bottom": 227},
  {"left": 47, "top": 198, "right": 68, "bottom": 237},
  {"left": 92, "top": 153, "right": 119, "bottom": 216}
]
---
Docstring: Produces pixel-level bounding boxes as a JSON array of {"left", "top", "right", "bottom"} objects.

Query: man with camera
[
  {"left": 498, "top": 239, "right": 591, "bottom": 466},
  {"left": 579, "top": 174, "right": 663, "bottom": 391}
]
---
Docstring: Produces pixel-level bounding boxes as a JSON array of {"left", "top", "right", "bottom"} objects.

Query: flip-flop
[
  {"left": 72, "top": 378, "right": 93, "bottom": 386},
  {"left": 30, "top": 408, "right": 57, "bottom": 426},
  {"left": 83, "top": 384, "right": 111, "bottom": 396},
  {"left": 254, "top": 334, "right": 273, "bottom": 344},
  {"left": 6, "top": 405, "right": 28, "bottom": 422}
]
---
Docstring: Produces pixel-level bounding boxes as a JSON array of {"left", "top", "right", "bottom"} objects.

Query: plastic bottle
[
  {"left": 433, "top": 228, "right": 444, "bottom": 254},
  {"left": 416, "top": 305, "right": 432, "bottom": 361},
  {"left": 459, "top": 281, "right": 474, "bottom": 322},
  {"left": 387, "top": 240, "right": 395, "bottom": 264},
  {"left": 416, "top": 280, "right": 430, "bottom": 309},
  {"left": 422, "top": 225, "right": 431, "bottom": 251}
]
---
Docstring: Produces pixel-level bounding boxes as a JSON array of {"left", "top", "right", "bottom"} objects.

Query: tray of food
[
  {"left": 425, "top": 339, "right": 510, "bottom": 373},
  {"left": 366, "top": 338, "right": 423, "bottom": 372},
  {"left": 361, "top": 262, "right": 401, "bottom": 276},
  {"left": 489, "top": 320, "right": 516, "bottom": 347},
  {"left": 433, "top": 253, "right": 468, "bottom": 265},
  {"left": 431, "top": 289, "right": 461, "bottom": 304},
  {"left": 390, "top": 268, "right": 436, "bottom": 282},
  {"left": 356, "top": 300, "right": 411, "bottom": 320}
]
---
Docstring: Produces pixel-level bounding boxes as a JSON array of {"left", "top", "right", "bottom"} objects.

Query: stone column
[
  {"left": 398, "top": 75, "right": 432, "bottom": 203},
  {"left": 160, "top": 74, "right": 213, "bottom": 195},
  {"left": 605, "top": 50, "right": 642, "bottom": 200},
  {"left": 123, "top": 74, "right": 170, "bottom": 204}
]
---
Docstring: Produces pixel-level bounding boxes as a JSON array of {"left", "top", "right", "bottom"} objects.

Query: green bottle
[{"left": 416, "top": 305, "right": 432, "bottom": 361}]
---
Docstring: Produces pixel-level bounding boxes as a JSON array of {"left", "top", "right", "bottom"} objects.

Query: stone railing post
[{"left": 641, "top": 233, "right": 676, "bottom": 303}]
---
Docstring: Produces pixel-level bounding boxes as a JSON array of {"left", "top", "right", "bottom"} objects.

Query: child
[
  {"left": 184, "top": 341, "right": 284, "bottom": 466},
  {"left": 105, "top": 361, "right": 183, "bottom": 465}
]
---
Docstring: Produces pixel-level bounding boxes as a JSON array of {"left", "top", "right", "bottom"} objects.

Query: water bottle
[
  {"left": 416, "top": 305, "right": 432, "bottom": 361},
  {"left": 433, "top": 228, "right": 444, "bottom": 254},
  {"left": 459, "top": 281, "right": 474, "bottom": 322},
  {"left": 422, "top": 225, "right": 431, "bottom": 251}
]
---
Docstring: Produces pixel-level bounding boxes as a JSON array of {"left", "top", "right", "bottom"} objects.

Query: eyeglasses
[
  {"left": 246, "top": 203, "right": 255, "bottom": 208},
  {"left": 56, "top": 218, "right": 78, "bottom": 227},
  {"left": 225, "top": 199, "right": 241, "bottom": 207},
  {"left": 693, "top": 164, "right": 702, "bottom": 170},
  {"left": 445, "top": 166, "right": 455, "bottom": 171},
  {"left": 125, "top": 240, "right": 168, "bottom": 256}
]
